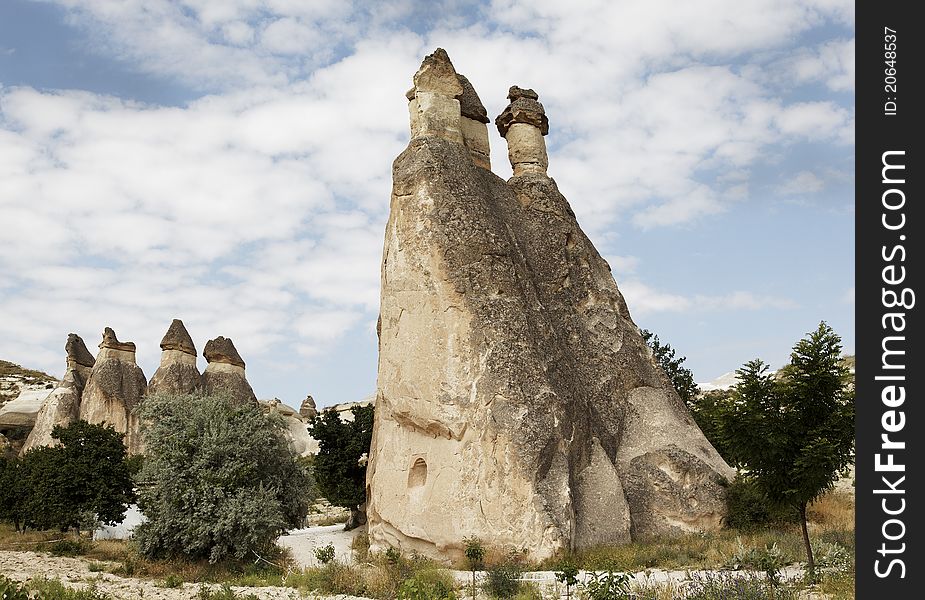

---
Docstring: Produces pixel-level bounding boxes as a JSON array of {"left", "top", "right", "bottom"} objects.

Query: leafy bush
[
  {"left": 0, "top": 575, "right": 28, "bottom": 600},
  {"left": 725, "top": 476, "right": 796, "bottom": 531},
  {"left": 396, "top": 569, "right": 457, "bottom": 600},
  {"left": 49, "top": 537, "right": 93, "bottom": 556},
  {"left": 581, "top": 570, "right": 632, "bottom": 600},
  {"left": 314, "top": 542, "right": 336, "bottom": 564},
  {"left": 813, "top": 541, "right": 852, "bottom": 573},
  {"left": 726, "top": 539, "right": 786, "bottom": 586},
  {"left": 484, "top": 551, "right": 525, "bottom": 599},
  {"left": 555, "top": 561, "right": 580, "bottom": 599},
  {"left": 135, "top": 393, "right": 314, "bottom": 563},
  {"left": 685, "top": 572, "right": 797, "bottom": 600}
]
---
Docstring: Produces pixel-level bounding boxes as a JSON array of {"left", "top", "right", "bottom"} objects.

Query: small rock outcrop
[
  {"left": 201, "top": 336, "right": 257, "bottom": 404},
  {"left": 148, "top": 319, "right": 202, "bottom": 396},
  {"left": 79, "top": 328, "right": 147, "bottom": 454},
  {"left": 259, "top": 398, "right": 317, "bottom": 456},
  {"left": 367, "top": 50, "right": 734, "bottom": 562},
  {"left": 21, "top": 334, "right": 95, "bottom": 452},
  {"left": 299, "top": 395, "right": 318, "bottom": 420}
]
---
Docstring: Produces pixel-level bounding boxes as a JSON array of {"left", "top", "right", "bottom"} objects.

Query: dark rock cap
[
  {"left": 99, "top": 327, "right": 136, "bottom": 352},
  {"left": 66, "top": 333, "right": 95, "bottom": 367},
  {"left": 495, "top": 86, "right": 549, "bottom": 137},
  {"left": 507, "top": 86, "right": 539, "bottom": 101},
  {"left": 203, "top": 336, "right": 245, "bottom": 368},
  {"left": 160, "top": 319, "right": 196, "bottom": 355},
  {"left": 456, "top": 74, "right": 490, "bottom": 124}
]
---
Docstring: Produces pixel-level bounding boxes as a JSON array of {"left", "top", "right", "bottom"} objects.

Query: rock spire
[
  {"left": 201, "top": 336, "right": 257, "bottom": 404},
  {"left": 366, "top": 50, "right": 734, "bottom": 562},
  {"left": 148, "top": 319, "right": 202, "bottom": 396},
  {"left": 78, "top": 327, "right": 147, "bottom": 454}
]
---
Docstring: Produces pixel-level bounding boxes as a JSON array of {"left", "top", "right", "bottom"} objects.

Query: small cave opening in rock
[{"left": 408, "top": 457, "right": 428, "bottom": 488}]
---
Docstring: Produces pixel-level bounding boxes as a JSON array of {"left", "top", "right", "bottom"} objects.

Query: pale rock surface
[
  {"left": 78, "top": 328, "right": 147, "bottom": 454},
  {"left": 22, "top": 334, "right": 95, "bottom": 453},
  {"left": 259, "top": 398, "right": 317, "bottom": 456},
  {"left": 367, "top": 50, "right": 734, "bottom": 562},
  {"left": 495, "top": 86, "right": 550, "bottom": 176},
  {"left": 147, "top": 319, "right": 202, "bottom": 396},
  {"left": 0, "top": 388, "right": 50, "bottom": 428},
  {"left": 201, "top": 336, "right": 257, "bottom": 404}
]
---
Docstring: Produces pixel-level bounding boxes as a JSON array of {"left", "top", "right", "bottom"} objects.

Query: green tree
[
  {"left": 17, "top": 421, "right": 135, "bottom": 533},
  {"left": 134, "top": 393, "right": 314, "bottom": 563},
  {"left": 720, "top": 322, "right": 855, "bottom": 576},
  {"left": 690, "top": 389, "right": 735, "bottom": 462},
  {"left": 308, "top": 404, "right": 373, "bottom": 530},
  {"left": 641, "top": 329, "right": 700, "bottom": 408},
  {"left": 0, "top": 455, "right": 26, "bottom": 531}
]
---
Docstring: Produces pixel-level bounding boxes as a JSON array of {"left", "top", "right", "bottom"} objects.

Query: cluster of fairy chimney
[
  {"left": 23, "top": 319, "right": 259, "bottom": 455},
  {"left": 407, "top": 48, "right": 550, "bottom": 176}
]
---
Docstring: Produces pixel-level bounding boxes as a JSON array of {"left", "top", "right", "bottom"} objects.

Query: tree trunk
[
  {"left": 344, "top": 504, "right": 367, "bottom": 531},
  {"left": 799, "top": 501, "right": 815, "bottom": 579}
]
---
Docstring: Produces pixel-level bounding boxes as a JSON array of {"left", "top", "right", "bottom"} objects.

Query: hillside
[{"left": 0, "top": 360, "right": 57, "bottom": 406}]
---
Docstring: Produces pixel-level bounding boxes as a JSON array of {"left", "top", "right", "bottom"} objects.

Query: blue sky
[{"left": 0, "top": 0, "right": 854, "bottom": 409}]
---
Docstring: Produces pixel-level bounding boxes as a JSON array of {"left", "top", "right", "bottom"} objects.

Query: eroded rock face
[
  {"left": 366, "top": 50, "right": 734, "bottom": 562},
  {"left": 201, "top": 336, "right": 257, "bottom": 404},
  {"left": 148, "top": 319, "right": 202, "bottom": 396},
  {"left": 300, "top": 395, "right": 318, "bottom": 420},
  {"left": 21, "top": 334, "right": 95, "bottom": 453},
  {"left": 79, "top": 328, "right": 147, "bottom": 454}
]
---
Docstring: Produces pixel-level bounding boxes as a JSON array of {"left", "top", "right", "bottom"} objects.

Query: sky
[{"left": 0, "top": 0, "right": 855, "bottom": 410}]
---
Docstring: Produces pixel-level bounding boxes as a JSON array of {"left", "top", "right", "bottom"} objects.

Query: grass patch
[{"left": 26, "top": 577, "right": 113, "bottom": 599}]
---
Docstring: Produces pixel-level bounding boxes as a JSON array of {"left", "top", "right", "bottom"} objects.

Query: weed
[
  {"left": 0, "top": 575, "right": 29, "bottom": 600},
  {"left": 159, "top": 573, "right": 184, "bottom": 588},
  {"left": 314, "top": 542, "right": 336, "bottom": 564},
  {"left": 685, "top": 572, "right": 798, "bottom": 600},
  {"left": 581, "top": 570, "right": 632, "bottom": 600},
  {"left": 396, "top": 569, "right": 457, "bottom": 600},
  {"left": 26, "top": 578, "right": 113, "bottom": 600}
]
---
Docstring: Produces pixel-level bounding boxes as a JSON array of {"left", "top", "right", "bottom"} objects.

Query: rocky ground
[
  {"left": 279, "top": 524, "right": 362, "bottom": 567},
  {"left": 0, "top": 550, "right": 370, "bottom": 600}
]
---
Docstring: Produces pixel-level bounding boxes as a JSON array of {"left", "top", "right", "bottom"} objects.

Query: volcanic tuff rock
[
  {"left": 21, "top": 334, "right": 95, "bottom": 453},
  {"left": 259, "top": 398, "right": 317, "bottom": 456},
  {"left": 366, "top": 50, "right": 734, "bottom": 562},
  {"left": 202, "top": 336, "right": 257, "bottom": 404},
  {"left": 148, "top": 319, "right": 202, "bottom": 396},
  {"left": 300, "top": 395, "right": 318, "bottom": 420},
  {"left": 79, "top": 328, "right": 147, "bottom": 454}
]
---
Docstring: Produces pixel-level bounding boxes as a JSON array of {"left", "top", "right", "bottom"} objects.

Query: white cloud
[
  {"left": 788, "top": 38, "right": 855, "bottom": 92},
  {"left": 620, "top": 280, "right": 798, "bottom": 316},
  {"left": 778, "top": 170, "right": 826, "bottom": 195},
  {"left": 3, "top": 1, "right": 854, "bottom": 395}
]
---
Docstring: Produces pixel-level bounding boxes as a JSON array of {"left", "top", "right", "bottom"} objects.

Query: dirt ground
[{"left": 278, "top": 524, "right": 364, "bottom": 567}]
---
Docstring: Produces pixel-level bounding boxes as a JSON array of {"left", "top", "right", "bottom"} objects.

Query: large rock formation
[
  {"left": 300, "top": 394, "right": 318, "bottom": 420},
  {"left": 201, "top": 336, "right": 257, "bottom": 404},
  {"left": 366, "top": 50, "right": 734, "bottom": 562},
  {"left": 21, "top": 334, "right": 95, "bottom": 452},
  {"left": 148, "top": 319, "right": 202, "bottom": 396},
  {"left": 79, "top": 328, "right": 148, "bottom": 454}
]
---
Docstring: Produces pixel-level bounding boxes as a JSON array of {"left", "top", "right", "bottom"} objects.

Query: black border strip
[{"left": 856, "top": 1, "right": 922, "bottom": 596}]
